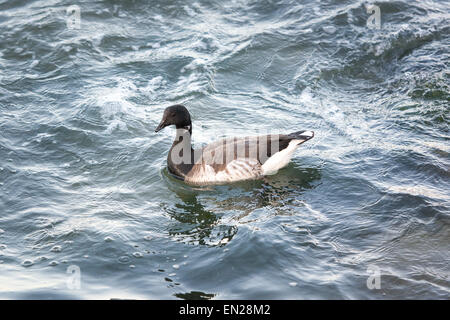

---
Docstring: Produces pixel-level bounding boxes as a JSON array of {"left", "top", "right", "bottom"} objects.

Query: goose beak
[{"left": 155, "top": 120, "right": 167, "bottom": 133}]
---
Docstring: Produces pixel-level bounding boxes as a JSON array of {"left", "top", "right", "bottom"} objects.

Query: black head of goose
[{"left": 155, "top": 105, "right": 314, "bottom": 185}]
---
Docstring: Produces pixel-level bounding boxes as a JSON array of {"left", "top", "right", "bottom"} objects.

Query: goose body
[{"left": 155, "top": 105, "right": 314, "bottom": 186}]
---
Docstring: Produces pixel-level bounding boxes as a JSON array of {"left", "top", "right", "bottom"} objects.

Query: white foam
[
  {"left": 79, "top": 77, "right": 159, "bottom": 133},
  {"left": 106, "top": 119, "right": 127, "bottom": 134}
]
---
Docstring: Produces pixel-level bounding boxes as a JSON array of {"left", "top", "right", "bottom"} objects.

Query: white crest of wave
[{"left": 80, "top": 77, "right": 165, "bottom": 133}]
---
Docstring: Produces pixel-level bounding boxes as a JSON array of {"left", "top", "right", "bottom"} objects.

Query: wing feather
[{"left": 197, "top": 134, "right": 293, "bottom": 171}]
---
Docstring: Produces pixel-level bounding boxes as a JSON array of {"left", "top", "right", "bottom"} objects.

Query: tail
[{"left": 287, "top": 130, "right": 314, "bottom": 143}]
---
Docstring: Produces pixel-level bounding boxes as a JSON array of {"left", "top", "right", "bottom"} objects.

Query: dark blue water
[{"left": 0, "top": 0, "right": 449, "bottom": 299}]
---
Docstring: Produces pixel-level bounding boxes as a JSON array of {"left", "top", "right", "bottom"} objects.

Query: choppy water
[{"left": 0, "top": 0, "right": 449, "bottom": 299}]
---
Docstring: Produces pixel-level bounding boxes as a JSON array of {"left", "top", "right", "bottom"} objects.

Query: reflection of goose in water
[
  {"left": 164, "top": 179, "right": 237, "bottom": 247},
  {"left": 210, "top": 164, "right": 322, "bottom": 216},
  {"left": 162, "top": 163, "right": 321, "bottom": 245}
]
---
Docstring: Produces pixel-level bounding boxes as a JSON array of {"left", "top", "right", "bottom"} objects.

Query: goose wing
[
  {"left": 184, "top": 131, "right": 314, "bottom": 185},
  {"left": 198, "top": 134, "right": 296, "bottom": 170}
]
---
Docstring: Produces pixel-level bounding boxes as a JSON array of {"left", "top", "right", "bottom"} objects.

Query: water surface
[{"left": 0, "top": 0, "right": 449, "bottom": 299}]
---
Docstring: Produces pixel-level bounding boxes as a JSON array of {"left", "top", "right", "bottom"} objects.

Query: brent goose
[{"left": 155, "top": 105, "right": 314, "bottom": 185}]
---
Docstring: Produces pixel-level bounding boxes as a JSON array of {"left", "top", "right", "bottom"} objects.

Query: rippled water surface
[{"left": 0, "top": 0, "right": 449, "bottom": 299}]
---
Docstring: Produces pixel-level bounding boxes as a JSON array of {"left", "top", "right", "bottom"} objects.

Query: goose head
[{"left": 155, "top": 105, "right": 192, "bottom": 133}]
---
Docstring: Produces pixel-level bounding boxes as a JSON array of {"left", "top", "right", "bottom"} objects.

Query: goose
[{"left": 155, "top": 105, "right": 314, "bottom": 185}]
